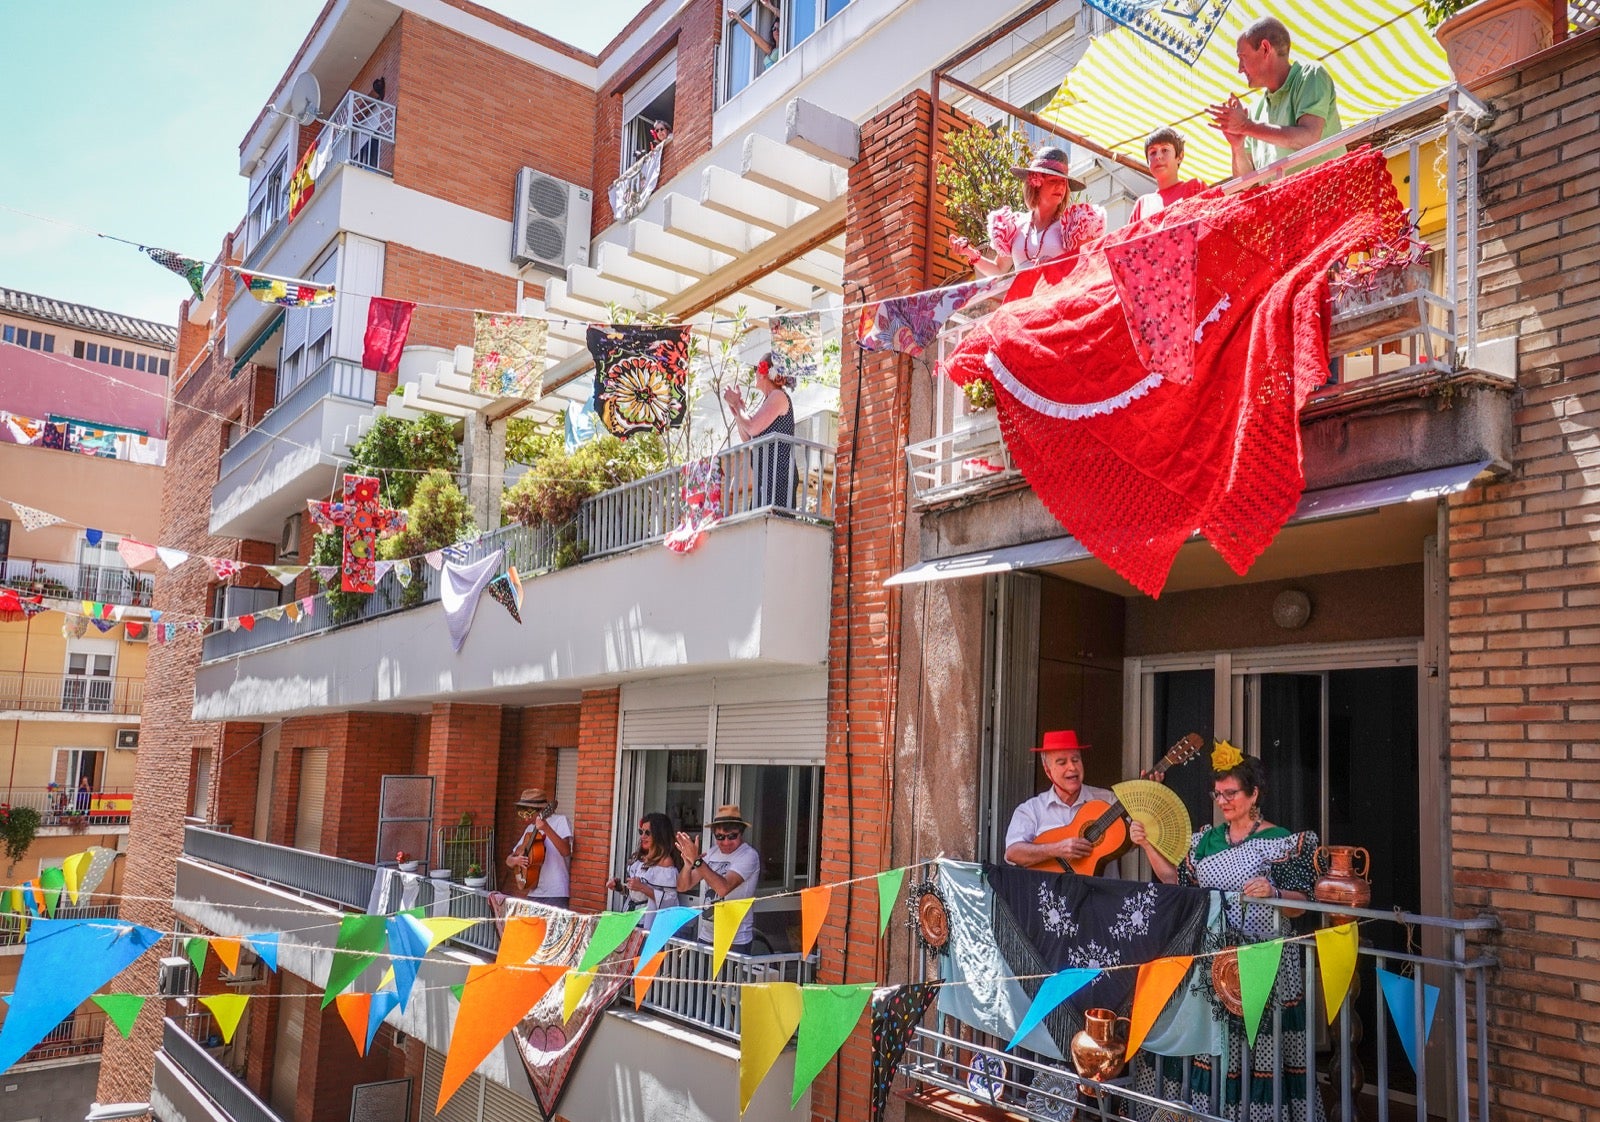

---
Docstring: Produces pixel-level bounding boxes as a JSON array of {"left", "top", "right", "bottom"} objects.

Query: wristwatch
[{"left": 692, "top": 857, "right": 705, "bottom": 869}]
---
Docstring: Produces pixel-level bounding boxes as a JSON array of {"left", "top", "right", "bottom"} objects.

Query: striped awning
[{"left": 1043, "top": 0, "right": 1453, "bottom": 184}]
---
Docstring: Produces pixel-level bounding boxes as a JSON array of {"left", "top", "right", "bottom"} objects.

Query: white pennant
[
  {"left": 157, "top": 547, "right": 190, "bottom": 570},
  {"left": 11, "top": 503, "right": 63, "bottom": 532}
]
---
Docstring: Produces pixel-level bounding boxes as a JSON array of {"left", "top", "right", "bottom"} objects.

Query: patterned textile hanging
[
  {"left": 1084, "top": 0, "right": 1234, "bottom": 65},
  {"left": 471, "top": 312, "right": 547, "bottom": 398},
  {"left": 586, "top": 324, "right": 692, "bottom": 438}
]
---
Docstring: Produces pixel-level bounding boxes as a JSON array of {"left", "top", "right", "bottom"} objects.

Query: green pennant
[
  {"left": 1236, "top": 939, "right": 1286, "bottom": 1048},
  {"left": 792, "top": 983, "right": 874, "bottom": 1106},
  {"left": 577, "top": 911, "right": 643, "bottom": 972},
  {"left": 322, "top": 915, "right": 390, "bottom": 1008},
  {"left": 91, "top": 993, "right": 148, "bottom": 1038},
  {"left": 450, "top": 983, "right": 464, "bottom": 1002},
  {"left": 185, "top": 935, "right": 208, "bottom": 976},
  {"left": 37, "top": 866, "right": 65, "bottom": 918},
  {"left": 875, "top": 868, "right": 907, "bottom": 936}
]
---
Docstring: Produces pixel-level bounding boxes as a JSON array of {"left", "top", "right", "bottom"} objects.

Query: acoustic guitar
[
  {"left": 1027, "top": 733, "right": 1204, "bottom": 875},
  {"left": 509, "top": 819, "right": 548, "bottom": 893}
]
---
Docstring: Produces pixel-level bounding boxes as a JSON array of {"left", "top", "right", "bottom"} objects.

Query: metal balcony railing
[
  {"left": 637, "top": 936, "right": 817, "bottom": 1041},
  {"left": 8, "top": 1011, "right": 106, "bottom": 1064},
  {"left": 219, "top": 356, "right": 376, "bottom": 479},
  {"left": 1, "top": 786, "right": 133, "bottom": 827},
  {"left": 183, "top": 825, "right": 375, "bottom": 911},
  {"left": 906, "top": 86, "right": 1491, "bottom": 506},
  {"left": 0, "top": 671, "right": 144, "bottom": 715},
  {"left": 897, "top": 896, "right": 1498, "bottom": 1122},
  {"left": 0, "top": 556, "right": 154, "bottom": 606},
  {"left": 202, "top": 432, "right": 835, "bottom": 662},
  {"left": 162, "top": 1018, "right": 284, "bottom": 1122},
  {"left": 1, "top": 905, "right": 120, "bottom": 947}
]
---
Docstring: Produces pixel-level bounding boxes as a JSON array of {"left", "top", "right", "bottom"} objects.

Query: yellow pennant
[
  {"left": 1316, "top": 922, "right": 1360, "bottom": 1023},
  {"left": 738, "top": 982, "right": 802, "bottom": 1115},
  {"left": 285, "top": 602, "right": 301, "bottom": 622},
  {"left": 61, "top": 850, "right": 92, "bottom": 905},
  {"left": 713, "top": 897, "right": 758, "bottom": 975},
  {"left": 417, "top": 917, "right": 477, "bottom": 953},
  {"left": 200, "top": 993, "right": 250, "bottom": 1043},
  {"left": 563, "top": 966, "right": 598, "bottom": 1022}
]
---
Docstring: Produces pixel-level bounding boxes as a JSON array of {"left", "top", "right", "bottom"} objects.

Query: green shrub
[
  {"left": 936, "top": 124, "right": 1031, "bottom": 249},
  {"left": 382, "top": 469, "right": 477, "bottom": 606}
]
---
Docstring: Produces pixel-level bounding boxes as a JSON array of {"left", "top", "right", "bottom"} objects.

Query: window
[
  {"left": 621, "top": 52, "right": 676, "bottom": 170},
  {"left": 63, "top": 647, "right": 115, "bottom": 713},
  {"left": 2, "top": 325, "right": 50, "bottom": 351},
  {"left": 111, "top": 348, "right": 123, "bottom": 367},
  {"left": 276, "top": 247, "right": 338, "bottom": 401},
  {"left": 715, "top": 764, "right": 819, "bottom": 892},
  {"left": 160, "top": 358, "right": 171, "bottom": 376},
  {"left": 722, "top": 0, "right": 851, "bottom": 100},
  {"left": 136, "top": 353, "right": 147, "bottom": 372},
  {"left": 43, "top": 334, "right": 54, "bottom": 352},
  {"left": 0, "top": 518, "right": 10, "bottom": 568},
  {"left": 73, "top": 340, "right": 85, "bottom": 358},
  {"left": 245, "top": 149, "right": 290, "bottom": 253}
]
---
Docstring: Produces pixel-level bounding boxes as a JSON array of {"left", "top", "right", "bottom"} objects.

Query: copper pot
[
  {"left": 1070, "top": 1007, "right": 1131, "bottom": 1092},
  {"left": 1314, "top": 845, "right": 1372, "bottom": 924}
]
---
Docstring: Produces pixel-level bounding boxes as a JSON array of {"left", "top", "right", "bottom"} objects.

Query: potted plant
[
  {"left": 0, "top": 804, "right": 42, "bottom": 875},
  {"left": 395, "top": 850, "right": 419, "bottom": 873},
  {"left": 1425, "top": 0, "right": 1554, "bottom": 85},
  {"left": 463, "top": 863, "right": 487, "bottom": 889}
]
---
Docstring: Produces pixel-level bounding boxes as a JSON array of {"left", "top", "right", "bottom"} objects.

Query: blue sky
[{"left": 0, "top": 1, "right": 648, "bottom": 327}]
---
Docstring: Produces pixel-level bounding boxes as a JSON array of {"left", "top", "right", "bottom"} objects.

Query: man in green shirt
[{"left": 1205, "top": 16, "right": 1344, "bottom": 178}]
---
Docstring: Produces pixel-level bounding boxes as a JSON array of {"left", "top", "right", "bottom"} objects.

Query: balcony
[
  {"left": 895, "top": 897, "right": 1497, "bottom": 1122},
  {"left": 1, "top": 1010, "right": 107, "bottom": 1065},
  {"left": 1, "top": 904, "right": 121, "bottom": 949},
  {"left": 906, "top": 87, "right": 1509, "bottom": 510},
  {"left": 0, "top": 785, "right": 133, "bottom": 826},
  {"left": 0, "top": 672, "right": 144, "bottom": 718},
  {"left": 0, "top": 556, "right": 154, "bottom": 606},
  {"left": 195, "top": 433, "right": 835, "bottom": 717},
  {"left": 155, "top": 1016, "right": 284, "bottom": 1122},
  {"left": 209, "top": 357, "right": 375, "bottom": 541}
]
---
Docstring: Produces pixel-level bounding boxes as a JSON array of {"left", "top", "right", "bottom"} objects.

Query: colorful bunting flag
[
  {"left": 439, "top": 960, "right": 568, "bottom": 1112},
  {"left": 10, "top": 503, "right": 62, "bottom": 532},
  {"left": 185, "top": 935, "right": 208, "bottom": 976},
  {"left": 1005, "top": 968, "right": 1099, "bottom": 1052},
  {"left": 876, "top": 867, "right": 907, "bottom": 936},
  {"left": 739, "top": 982, "right": 802, "bottom": 1115},
  {"left": 1237, "top": 939, "right": 1285, "bottom": 1048},
  {"left": 363, "top": 297, "right": 416, "bottom": 374},
  {"left": 323, "top": 915, "right": 389, "bottom": 1007},
  {"left": 334, "top": 992, "right": 372, "bottom": 1056},
  {"left": 385, "top": 913, "right": 429, "bottom": 1012},
  {"left": 1377, "top": 967, "right": 1440, "bottom": 1074},
  {"left": 1125, "top": 955, "right": 1194, "bottom": 1058},
  {"left": 632, "top": 906, "right": 698, "bottom": 975},
  {"left": 211, "top": 937, "right": 243, "bottom": 975},
  {"left": 792, "top": 983, "right": 874, "bottom": 1106},
  {"left": 91, "top": 993, "right": 147, "bottom": 1038},
  {"left": 200, "top": 994, "right": 250, "bottom": 1043},
  {"left": 563, "top": 967, "right": 599, "bottom": 1023},
  {"left": 157, "top": 546, "right": 189, "bottom": 569},
  {"left": 365, "top": 988, "right": 402, "bottom": 1054},
  {"left": 769, "top": 312, "right": 820, "bottom": 384},
  {"left": 236, "top": 269, "right": 336, "bottom": 308},
  {"left": 1316, "top": 922, "right": 1360, "bottom": 1022},
  {"left": 578, "top": 911, "right": 643, "bottom": 972},
  {"left": 37, "top": 866, "right": 64, "bottom": 918},
  {"left": 61, "top": 851, "right": 92, "bottom": 905},
  {"left": 417, "top": 917, "right": 476, "bottom": 952},
  {"left": 141, "top": 246, "right": 207, "bottom": 300},
  {"left": 870, "top": 983, "right": 938, "bottom": 1122},
  {"left": 471, "top": 312, "right": 547, "bottom": 398},
  {"left": 245, "top": 932, "right": 280, "bottom": 973},
  {"left": 632, "top": 950, "right": 669, "bottom": 1010},
  {"left": 713, "top": 898, "right": 758, "bottom": 976},
  {"left": 85, "top": 528, "right": 104, "bottom": 546},
  {"left": 800, "top": 884, "right": 832, "bottom": 959}
]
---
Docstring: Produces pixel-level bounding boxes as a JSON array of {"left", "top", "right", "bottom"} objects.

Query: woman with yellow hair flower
[{"left": 1128, "top": 742, "right": 1324, "bottom": 1120}]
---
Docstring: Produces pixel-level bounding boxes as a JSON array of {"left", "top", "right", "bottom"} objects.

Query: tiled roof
[{"left": 0, "top": 286, "right": 177, "bottom": 350}]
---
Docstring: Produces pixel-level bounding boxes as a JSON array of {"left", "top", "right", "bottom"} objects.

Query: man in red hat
[{"left": 1004, "top": 729, "right": 1124, "bottom": 877}]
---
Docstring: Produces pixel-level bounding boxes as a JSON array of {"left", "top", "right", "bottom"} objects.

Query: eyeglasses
[
  {"left": 712, "top": 830, "right": 742, "bottom": 841},
  {"left": 638, "top": 826, "right": 653, "bottom": 834},
  {"left": 516, "top": 807, "right": 546, "bottom": 818},
  {"left": 1211, "top": 788, "right": 1246, "bottom": 803}
]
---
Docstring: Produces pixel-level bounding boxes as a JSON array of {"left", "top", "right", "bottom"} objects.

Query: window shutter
[
  {"left": 712, "top": 699, "right": 826, "bottom": 765},
  {"left": 620, "top": 705, "right": 709, "bottom": 748},
  {"left": 422, "top": 1047, "right": 484, "bottom": 1122},
  {"left": 294, "top": 748, "right": 328, "bottom": 851},
  {"left": 269, "top": 978, "right": 305, "bottom": 1117},
  {"left": 555, "top": 747, "right": 578, "bottom": 821}
]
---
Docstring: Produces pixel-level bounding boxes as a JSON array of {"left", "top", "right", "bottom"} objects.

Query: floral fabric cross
[{"left": 307, "top": 474, "right": 407, "bottom": 593}]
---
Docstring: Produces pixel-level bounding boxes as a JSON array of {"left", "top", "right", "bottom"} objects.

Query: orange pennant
[
  {"left": 212, "top": 937, "right": 243, "bottom": 975},
  {"left": 1125, "top": 955, "right": 1194, "bottom": 1058},
  {"left": 334, "top": 993, "right": 372, "bottom": 1057},
  {"left": 496, "top": 916, "right": 548, "bottom": 966},
  {"left": 632, "top": 950, "right": 667, "bottom": 1010},
  {"left": 800, "top": 884, "right": 833, "bottom": 959},
  {"left": 436, "top": 960, "right": 567, "bottom": 1114}
]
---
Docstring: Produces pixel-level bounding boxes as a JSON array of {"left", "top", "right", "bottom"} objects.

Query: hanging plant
[{"left": 0, "top": 804, "right": 42, "bottom": 871}]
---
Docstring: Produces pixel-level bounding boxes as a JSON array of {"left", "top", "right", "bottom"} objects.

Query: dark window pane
[
  {"left": 111, "top": 348, "right": 122, "bottom": 366},
  {"left": 28, "top": 330, "right": 41, "bottom": 349},
  {"left": 74, "top": 340, "right": 85, "bottom": 358},
  {"left": 825, "top": 0, "right": 850, "bottom": 18},
  {"left": 43, "top": 334, "right": 54, "bottom": 353},
  {"left": 123, "top": 350, "right": 135, "bottom": 368},
  {"left": 1, "top": 326, "right": 13, "bottom": 343},
  {"left": 160, "top": 359, "right": 171, "bottom": 376},
  {"left": 136, "top": 353, "right": 147, "bottom": 371}
]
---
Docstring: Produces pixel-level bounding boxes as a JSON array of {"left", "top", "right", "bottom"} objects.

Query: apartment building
[
  {"left": 0, "top": 287, "right": 171, "bottom": 1122},
  {"left": 87, "top": 0, "right": 1600, "bottom": 1121}
]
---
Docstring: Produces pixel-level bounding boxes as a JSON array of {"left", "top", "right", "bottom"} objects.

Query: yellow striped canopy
[{"left": 1043, "top": 1, "right": 1453, "bottom": 184}]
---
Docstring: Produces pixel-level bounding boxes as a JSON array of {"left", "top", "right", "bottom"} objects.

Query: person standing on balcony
[
  {"left": 506, "top": 788, "right": 573, "bottom": 909},
  {"left": 950, "top": 146, "right": 1106, "bottom": 277},
  {"left": 1003, "top": 729, "right": 1125, "bottom": 879},
  {"left": 723, "top": 353, "right": 795, "bottom": 510},
  {"left": 1206, "top": 16, "right": 1344, "bottom": 178},
  {"left": 676, "top": 804, "right": 761, "bottom": 955},
  {"left": 610, "top": 812, "right": 683, "bottom": 930},
  {"left": 1128, "top": 127, "right": 1208, "bottom": 225},
  {"left": 75, "top": 775, "right": 92, "bottom": 814}
]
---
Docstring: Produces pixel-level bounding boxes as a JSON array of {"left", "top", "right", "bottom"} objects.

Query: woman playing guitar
[{"left": 506, "top": 787, "right": 574, "bottom": 909}]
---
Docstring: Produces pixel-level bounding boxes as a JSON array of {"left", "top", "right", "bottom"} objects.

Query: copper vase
[
  {"left": 1070, "top": 1007, "right": 1131, "bottom": 1093},
  {"left": 1314, "top": 845, "right": 1372, "bottom": 924}
]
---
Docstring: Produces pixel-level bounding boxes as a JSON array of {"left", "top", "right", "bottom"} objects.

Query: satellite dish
[{"left": 283, "top": 72, "right": 322, "bottom": 126}]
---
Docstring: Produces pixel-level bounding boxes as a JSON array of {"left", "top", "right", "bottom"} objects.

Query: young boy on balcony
[
  {"left": 1206, "top": 16, "right": 1344, "bottom": 177},
  {"left": 1127, "top": 127, "right": 1207, "bottom": 225}
]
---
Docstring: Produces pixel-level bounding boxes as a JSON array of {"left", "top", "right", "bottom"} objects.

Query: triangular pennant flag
[
  {"left": 449, "top": 983, "right": 464, "bottom": 1002},
  {"left": 633, "top": 906, "right": 698, "bottom": 973},
  {"left": 238, "top": 614, "right": 256, "bottom": 631},
  {"left": 141, "top": 245, "right": 207, "bottom": 299},
  {"left": 496, "top": 915, "right": 548, "bottom": 966},
  {"left": 394, "top": 562, "right": 414, "bottom": 588},
  {"left": 335, "top": 993, "right": 372, "bottom": 1056},
  {"left": 1316, "top": 923, "right": 1360, "bottom": 1023},
  {"left": 116, "top": 538, "right": 160, "bottom": 570},
  {"left": 185, "top": 935, "right": 208, "bottom": 975},
  {"left": 10, "top": 503, "right": 63, "bottom": 532},
  {"left": 366, "top": 987, "right": 401, "bottom": 1053},
  {"left": 632, "top": 949, "right": 668, "bottom": 1009},
  {"left": 373, "top": 560, "right": 394, "bottom": 583},
  {"left": 1006, "top": 967, "right": 1100, "bottom": 1051},
  {"left": 245, "top": 932, "right": 280, "bottom": 973},
  {"left": 713, "top": 897, "right": 758, "bottom": 975},
  {"left": 792, "top": 983, "right": 874, "bottom": 1106},
  {"left": 300, "top": 596, "right": 315, "bottom": 617},
  {"left": 85, "top": 528, "right": 104, "bottom": 546},
  {"left": 261, "top": 606, "right": 284, "bottom": 622},
  {"left": 200, "top": 994, "right": 250, "bottom": 1043},
  {"left": 385, "top": 913, "right": 429, "bottom": 1011},
  {"left": 211, "top": 936, "right": 243, "bottom": 975},
  {"left": 876, "top": 867, "right": 907, "bottom": 936},
  {"left": 1125, "top": 955, "right": 1194, "bottom": 1058},
  {"left": 578, "top": 911, "right": 643, "bottom": 972},
  {"left": 563, "top": 966, "right": 599, "bottom": 1023},
  {"left": 485, "top": 572, "right": 523, "bottom": 623},
  {"left": 417, "top": 917, "right": 476, "bottom": 953},
  {"left": 1376, "top": 967, "right": 1440, "bottom": 1074},
  {"left": 157, "top": 547, "right": 190, "bottom": 570},
  {"left": 62, "top": 850, "right": 92, "bottom": 905},
  {"left": 323, "top": 915, "right": 389, "bottom": 1007},
  {"left": 284, "top": 602, "right": 302, "bottom": 623},
  {"left": 123, "top": 621, "right": 146, "bottom": 640},
  {"left": 800, "top": 884, "right": 832, "bottom": 959},
  {"left": 739, "top": 982, "right": 803, "bottom": 1115},
  {"left": 1237, "top": 939, "right": 1286, "bottom": 1048},
  {"left": 37, "top": 866, "right": 65, "bottom": 918},
  {"left": 91, "top": 993, "right": 147, "bottom": 1038},
  {"left": 0, "top": 918, "right": 162, "bottom": 1073},
  {"left": 263, "top": 564, "right": 307, "bottom": 586},
  {"left": 437, "top": 961, "right": 568, "bottom": 1112},
  {"left": 424, "top": 550, "right": 444, "bottom": 571}
]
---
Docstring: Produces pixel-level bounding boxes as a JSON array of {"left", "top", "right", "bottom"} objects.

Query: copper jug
[
  {"left": 1314, "top": 845, "right": 1372, "bottom": 924},
  {"left": 1070, "top": 1007, "right": 1131, "bottom": 1091}
]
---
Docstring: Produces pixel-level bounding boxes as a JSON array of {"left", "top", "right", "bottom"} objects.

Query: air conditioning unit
[
  {"left": 511, "top": 167, "right": 592, "bottom": 274},
  {"left": 279, "top": 511, "right": 303, "bottom": 560},
  {"left": 158, "top": 956, "right": 196, "bottom": 998},
  {"left": 115, "top": 728, "right": 140, "bottom": 751}
]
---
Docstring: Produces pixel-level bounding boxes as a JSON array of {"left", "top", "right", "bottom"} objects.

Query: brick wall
[
  {"left": 1446, "top": 32, "right": 1600, "bottom": 1122},
  {"left": 496, "top": 703, "right": 580, "bottom": 881},
  {"left": 569, "top": 689, "right": 620, "bottom": 913},
  {"left": 381, "top": 242, "right": 520, "bottom": 367}
]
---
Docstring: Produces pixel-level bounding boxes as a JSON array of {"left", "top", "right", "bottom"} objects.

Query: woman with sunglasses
[
  {"left": 1129, "top": 745, "right": 1324, "bottom": 1121},
  {"left": 950, "top": 146, "right": 1106, "bottom": 278},
  {"left": 610, "top": 812, "right": 682, "bottom": 929}
]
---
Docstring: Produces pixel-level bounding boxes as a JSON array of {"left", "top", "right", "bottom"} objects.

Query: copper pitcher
[
  {"left": 1070, "top": 1007, "right": 1131, "bottom": 1091},
  {"left": 1314, "top": 845, "right": 1372, "bottom": 924}
]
